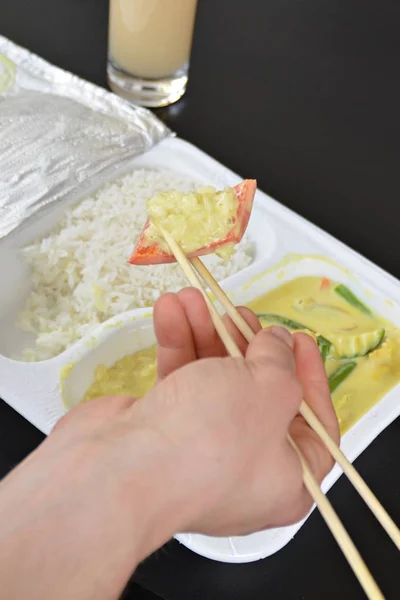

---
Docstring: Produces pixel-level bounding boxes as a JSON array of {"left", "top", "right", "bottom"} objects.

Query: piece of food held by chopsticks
[{"left": 129, "top": 180, "right": 257, "bottom": 264}]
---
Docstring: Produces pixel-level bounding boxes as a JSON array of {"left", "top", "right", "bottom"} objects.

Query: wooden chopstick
[
  {"left": 191, "top": 257, "right": 256, "bottom": 342},
  {"left": 299, "top": 401, "right": 400, "bottom": 552},
  {"left": 158, "top": 229, "right": 384, "bottom": 600},
  {"left": 191, "top": 255, "right": 400, "bottom": 553},
  {"left": 288, "top": 435, "right": 384, "bottom": 600},
  {"left": 157, "top": 226, "right": 242, "bottom": 358}
]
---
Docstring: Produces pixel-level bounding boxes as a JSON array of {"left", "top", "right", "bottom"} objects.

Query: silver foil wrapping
[{"left": 0, "top": 36, "right": 172, "bottom": 240}]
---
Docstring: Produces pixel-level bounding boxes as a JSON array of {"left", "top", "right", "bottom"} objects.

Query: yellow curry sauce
[
  {"left": 247, "top": 276, "right": 400, "bottom": 433},
  {"left": 82, "top": 346, "right": 157, "bottom": 403},
  {"left": 81, "top": 276, "right": 400, "bottom": 434}
]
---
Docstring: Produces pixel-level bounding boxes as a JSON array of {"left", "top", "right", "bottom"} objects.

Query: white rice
[{"left": 17, "top": 170, "right": 254, "bottom": 361}]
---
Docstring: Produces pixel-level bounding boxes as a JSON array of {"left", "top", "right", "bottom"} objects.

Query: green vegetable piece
[
  {"left": 257, "top": 313, "right": 333, "bottom": 362},
  {"left": 256, "top": 313, "right": 308, "bottom": 331},
  {"left": 317, "top": 335, "right": 332, "bottom": 362},
  {"left": 334, "top": 284, "right": 372, "bottom": 316},
  {"left": 329, "top": 362, "right": 357, "bottom": 393},
  {"left": 330, "top": 329, "right": 385, "bottom": 359}
]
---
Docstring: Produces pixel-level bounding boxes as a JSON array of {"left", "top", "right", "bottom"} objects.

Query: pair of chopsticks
[{"left": 158, "top": 225, "right": 400, "bottom": 600}]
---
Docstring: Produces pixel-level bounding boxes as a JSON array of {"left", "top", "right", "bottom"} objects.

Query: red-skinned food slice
[{"left": 129, "top": 179, "right": 257, "bottom": 265}]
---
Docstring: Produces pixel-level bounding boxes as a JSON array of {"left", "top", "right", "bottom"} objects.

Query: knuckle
[{"left": 51, "top": 404, "right": 84, "bottom": 434}]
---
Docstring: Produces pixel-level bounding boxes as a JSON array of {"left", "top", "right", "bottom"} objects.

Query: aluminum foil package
[{"left": 0, "top": 36, "right": 172, "bottom": 239}]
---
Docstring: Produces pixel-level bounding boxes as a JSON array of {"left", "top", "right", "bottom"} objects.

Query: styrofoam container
[{"left": 1, "top": 137, "right": 400, "bottom": 563}]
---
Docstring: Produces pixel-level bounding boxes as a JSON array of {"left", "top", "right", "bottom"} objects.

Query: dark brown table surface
[{"left": 1, "top": 1, "right": 400, "bottom": 598}]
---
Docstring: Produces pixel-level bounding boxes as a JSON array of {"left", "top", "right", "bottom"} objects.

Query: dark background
[{"left": 1, "top": 0, "right": 400, "bottom": 598}]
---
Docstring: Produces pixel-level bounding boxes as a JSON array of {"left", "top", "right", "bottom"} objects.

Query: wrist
[
  {"left": 0, "top": 425, "right": 188, "bottom": 600},
  {"left": 120, "top": 423, "right": 192, "bottom": 562}
]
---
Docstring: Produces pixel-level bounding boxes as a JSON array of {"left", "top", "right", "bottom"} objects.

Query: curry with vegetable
[{"left": 81, "top": 276, "right": 400, "bottom": 434}]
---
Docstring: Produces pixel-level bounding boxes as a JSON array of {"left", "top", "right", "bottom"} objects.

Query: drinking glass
[{"left": 107, "top": 0, "right": 198, "bottom": 108}]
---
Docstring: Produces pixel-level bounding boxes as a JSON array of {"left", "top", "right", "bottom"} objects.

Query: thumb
[{"left": 246, "top": 326, "right": 303, "bottom": 426}]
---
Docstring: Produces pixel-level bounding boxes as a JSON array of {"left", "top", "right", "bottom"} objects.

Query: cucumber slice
[
  {"left": 334, "top": 284, "right": 372, "bottom": 316},
  {"left": 329, "top": 362, "right": 357, "bottom": 393},
  {"left": 257, "top": 313, "right": 332, "bottom": 362},
  {"left": 256, "top": 313, "right": 307, "bottom": 330},
  {"left": 330, "top": 329, "right": 385, "bottom": 359}
]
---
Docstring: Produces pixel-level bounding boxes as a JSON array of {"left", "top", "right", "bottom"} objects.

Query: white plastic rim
[{"left": 1, "top": 137, "right": 400, "bottom": 562}]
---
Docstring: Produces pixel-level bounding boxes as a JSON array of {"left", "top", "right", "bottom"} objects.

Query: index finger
[{"left": 154, "top": 291, "right": 196, "bottom": 379}]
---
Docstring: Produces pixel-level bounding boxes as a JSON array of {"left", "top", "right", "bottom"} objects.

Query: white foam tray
[{"left": 1, "top": 137, "right": 400, "bottom": 563}]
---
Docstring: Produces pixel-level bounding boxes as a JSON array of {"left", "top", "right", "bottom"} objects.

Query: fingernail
[{"left": 270, "top": 326, "right": 293, "bottom": 348}]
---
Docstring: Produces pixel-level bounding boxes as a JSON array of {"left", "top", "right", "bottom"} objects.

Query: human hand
[
  {"left": 139, "top": 287, "right": 340, "bottom": 536},
  {"left": 0, "top": 287, "right": 339, "bottom": 600}
]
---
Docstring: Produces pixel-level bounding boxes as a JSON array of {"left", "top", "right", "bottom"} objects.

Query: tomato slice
[{"left": 128, "top": 179, "right": 257, "bottom": 265}]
